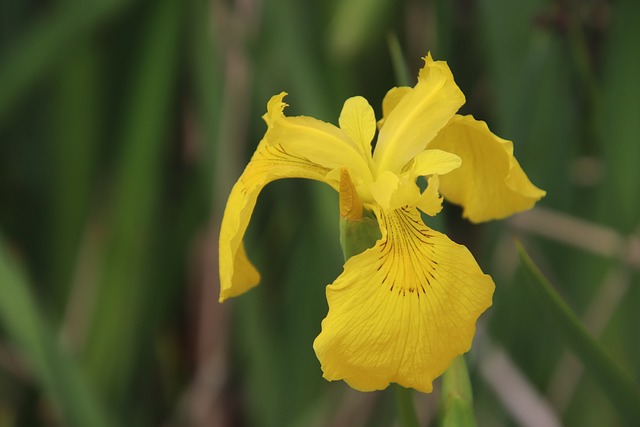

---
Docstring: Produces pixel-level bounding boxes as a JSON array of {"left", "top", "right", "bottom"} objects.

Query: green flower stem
[
  {"left": 395, "top": 386, "right": 421, "bottom": 427},
  {"left": 440, "top": 356, "right": 476, "bottom": 427}
]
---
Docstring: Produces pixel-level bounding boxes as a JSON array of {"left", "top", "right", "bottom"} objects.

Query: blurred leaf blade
[
  {"left": 82, "top": 0, "right": 181, "bottom": 409},
  {"left": 0, "top": 0, "right": 132, "bottom": 126},
  {"left": 51, "top": 41, "right": 102, "bottom": 316},
  {"left": 186, "top": 0, "right": 223, "bottom": 199},
  {"left": 601, "top": 0, "right": 640, "bottom": 232},
  {"left": 387, "top": 33, "right": 410, "bottom": 87},
  {"left": 327, "top": 0, "right": 395, "bottom": 61},
  {"left": 0, "top": 239, "right": 114, "bottom": 427},
  {"left": 517, "top": 242, "right": 640, "bottom": 425}
]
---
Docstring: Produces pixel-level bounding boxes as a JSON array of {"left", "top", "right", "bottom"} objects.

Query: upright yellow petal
[
  {"left": 338, "top": 96, "right": 376, "bottom": 161},
  {"left": 377, "top": 86, "right": 411, "bottom": 129},
  {"left": 373, "top": 54, "right": 465, "bottom": 174},
  {"left": 428, "top": 115, "right": 546, "bottom": 222},
  {"left": 219, "top": 137, "right": 334, "bottom": 302},
  {"left": 265, "top": 93, "right": 372, "bottom": 184},
  {"left": 313, "top": 207, "right": 494, "bottom": 393}
]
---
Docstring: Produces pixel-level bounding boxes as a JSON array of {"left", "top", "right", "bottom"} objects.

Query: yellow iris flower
[{"left": 219, "top": 53, "right": 545, "bottom": 393}]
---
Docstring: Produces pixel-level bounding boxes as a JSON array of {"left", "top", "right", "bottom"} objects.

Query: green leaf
[
  {"left": 440, "top": 356, "right": 477, "bottom": 427},
  {"left": 517, "top": 242, "right": 640, "bottom": 425},
  {"left": 0, "top": 239, "right": 115, "bottom": 427}
]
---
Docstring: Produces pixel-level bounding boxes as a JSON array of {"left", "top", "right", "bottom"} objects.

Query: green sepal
[{"left": 339, "top": 209, "right": 381, "bottom": 261}]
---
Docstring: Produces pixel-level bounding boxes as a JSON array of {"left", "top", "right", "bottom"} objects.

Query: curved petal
[
  {"left": 219, "top": 138, "right": 334, "bottom": 302},
  {"left": 265, "top": 93, "right": 372, "bottom": 184},
  {"left": 339, "top": 96, "right": 376, "bottom": 161},
  {"left": 369, "top": 170, "right": 421, "bottom": 212},
  {"left": 405, "top": 149, "right": 461, "bottom": 176},
  {"left": 417, "top": 175, "right": 444, "bottom": 216},
  {"left": 313, "top": 207, "right": 494, "bottom": 393},
  {"left": 373, "top": 54, "right": 465, "bottom": 174},
  {"left": 428, "top": 115, "right": 546, "bottom": 222}
]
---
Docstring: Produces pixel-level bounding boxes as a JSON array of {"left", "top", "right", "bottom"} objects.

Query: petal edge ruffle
[{"left": 313, "top": 206, "right": 494, "bottom": 392}]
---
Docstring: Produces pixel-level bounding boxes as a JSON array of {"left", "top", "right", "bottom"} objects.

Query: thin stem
[{"left": 395, "top": 385, "right": 421, "bottom": 427}]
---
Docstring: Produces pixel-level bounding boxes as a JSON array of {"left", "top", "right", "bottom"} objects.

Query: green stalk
[
  {"left": 440, "top": 356, "right": 476, "bottom": 427},
  {"left": 395, "top": 386, "right": 421, "bottom": 427}
]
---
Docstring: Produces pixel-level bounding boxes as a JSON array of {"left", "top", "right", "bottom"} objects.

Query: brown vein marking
[
  {"left": 377, "top": 207, "right": 439, "bottom": 298},
  {"left": 262, "top": 144, "right": 332, "bottom": 175}
]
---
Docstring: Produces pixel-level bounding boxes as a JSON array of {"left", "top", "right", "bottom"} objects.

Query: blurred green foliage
[{"left": 1, "top": 0, "right": 639, "bottom": 426}]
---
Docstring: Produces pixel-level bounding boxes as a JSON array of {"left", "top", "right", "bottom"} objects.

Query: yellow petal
[
  {"left": 377, "top": 86, "right": 411, "bottom": 129},
  {"left": 369, "top": 170, "right": 420, "bottom": 212},
  {"left": 313, "top": 207, "right": 494, "bottom": 393},
  {"left": 417, "top": 175, "right": 444, "bottom": 216},
  {"left": 405, "top": 148, "right": 461, "bottom": 176},
  {"left": 219, "top": 138, "right": 334, "bottom": 302},
  {"left": 373, "top": 53, "right": 465, "bottom": 174},
  {"left": 428, "top": 115, "right": 546, "bottom": 222},
  {"left": 339, "top": 96, "right": 376, "bottom": 161},
  {"left": 265, "top": 93, "right": 372, "bottom": 184}
]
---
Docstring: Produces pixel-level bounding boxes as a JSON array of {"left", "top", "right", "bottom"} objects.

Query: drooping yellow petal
[
  {"left": 219, "top": 138, "right": 335, "bottom": 302},
  {"left": 265, "top": 93, "right": 372, "bottom": 184},
  {"left": 313, "top": 207, "right": 494, "bottom": 393},
  {"left": 428, "top": 115, "right": 546, "bottom": 222},
  {"left": 373, "top": 54, "right": 465, "bottom": 174},
  {"left": 339, "top": 96, "right": 376, "bottom": 161}
]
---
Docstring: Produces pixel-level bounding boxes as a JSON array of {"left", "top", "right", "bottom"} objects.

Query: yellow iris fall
[{"left": 218, "top": 53, "right": 545, "bottom": 393}]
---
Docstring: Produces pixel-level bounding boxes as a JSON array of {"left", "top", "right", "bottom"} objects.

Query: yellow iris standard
[{"left": 219, "top": 53, "right": 545, "bottom": 393}]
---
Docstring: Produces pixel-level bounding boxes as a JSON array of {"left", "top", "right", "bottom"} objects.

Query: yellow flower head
[{"left": 218, "top": 53, "right": 545, "bottom": 393}]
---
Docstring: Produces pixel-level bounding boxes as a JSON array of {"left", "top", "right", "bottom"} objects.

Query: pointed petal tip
[{"left": 262, "top": 91, "right": 289, "bottom": 126}]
